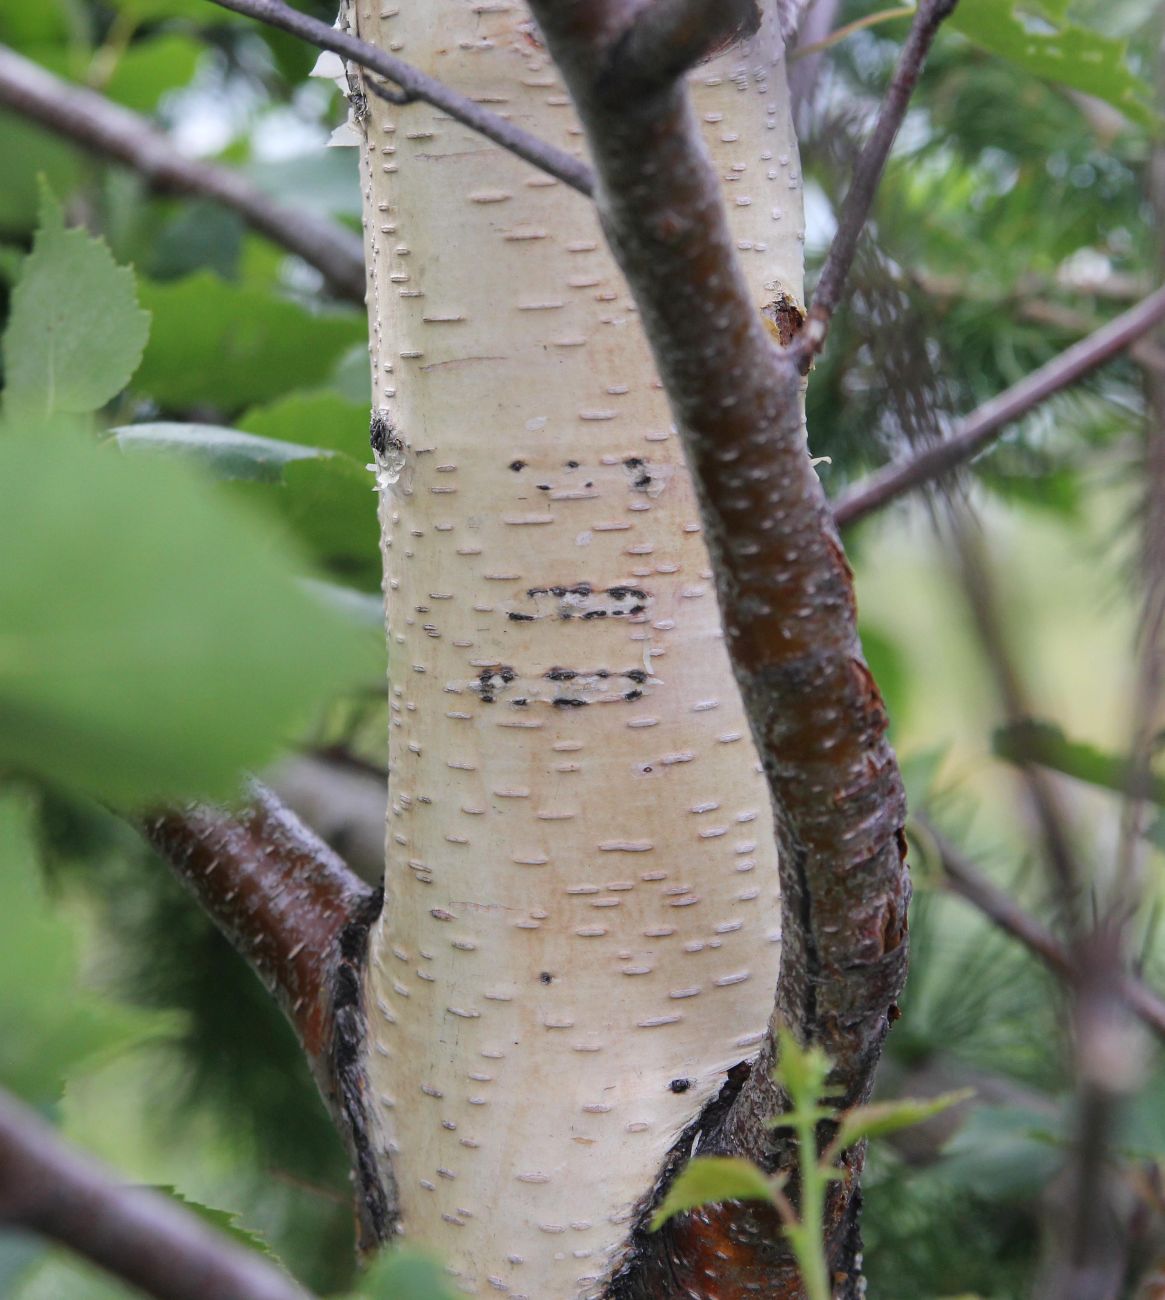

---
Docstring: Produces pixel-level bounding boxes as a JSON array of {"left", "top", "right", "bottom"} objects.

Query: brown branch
[
  {"left": 922, "top": 821, "right": 1165, "bottom": 1043},
  {"left": 599, "top": 0, "right": 762, "bottom": 100},
  {"left": 142, "top": 782, "right": 393, "bottom": 1250},
  {"left": 834, "top": 284, "right": 1165, "bottom": 529},
  {"left": 0, "top": 1087, "right": 310, "bottom": 1300},
  {"left": 797, "top": 0, "right": 958, "bottom": 360},
  {"left": 205, "top": 0, "right": 596, "bottom": 197},
  {"left": 524, "top": 3, "right": 912, "bottom": 1295},
  {"left": 0, "top": 44, "right": 366, "bottom": 304}
]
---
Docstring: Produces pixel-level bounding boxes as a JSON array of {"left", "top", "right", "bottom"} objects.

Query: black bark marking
[{"left": 369, "top": 409, "right": 403, "bottom": 458}]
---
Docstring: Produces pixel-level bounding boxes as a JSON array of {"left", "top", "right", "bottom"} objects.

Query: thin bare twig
[
  {"left": 834, "top": 284, "right": 1165, "bottom": 528},
  {"left": 920, "top": 821, "right": 1165, "bottom": 1042},
  {"left": 0, "top": 44, "right": 366, "bottom": 304},
  {"left": 205, "top": 0, "right": 595, "bottom": 197},
  {"left": 797, "top": 0, "right": 958, "bottom": 359},
  {"left": 0, "top": 1087, "right": 310, "bottom": 1300}
]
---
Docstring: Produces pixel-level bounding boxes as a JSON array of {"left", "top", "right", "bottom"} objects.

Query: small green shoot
[{"left": 650, "top": 1028, "right": 972, "bottom": 1300}]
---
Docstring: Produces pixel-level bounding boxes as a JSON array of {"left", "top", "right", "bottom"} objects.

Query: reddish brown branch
[
  {"left": 142, "top": 782, "right": 393, "bottom": 1249},
  {"left": 797, "top": 0, "right": 958, "bottom": 360},
  {"left": 524, "top": 3, "right": 915, "bottom": 1295},
  {"left": 0, "top": 44, "right": 366, "bottom": 304},
  {"left": 834, "top": 285, "right": 1165, "bottom": 529},
  {"left": 205, "top": 0, "right": 596, "bottom": 197},
  {"left": 144, "top": 782, "right": 372, "bottom": 1060},
  {"left": 0, "top": 1087, "right": 310, "bottom": 1300}
]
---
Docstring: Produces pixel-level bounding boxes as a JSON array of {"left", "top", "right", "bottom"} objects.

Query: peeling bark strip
[
  {"left": 143, "top": 785, "right": 392, "bottom": 1250},
  {"left": 350, "top": 0, "right": 809, "bottom": 1293},
  {"left": 524, "top": 0, "right": 910, "bottom": 1294}
]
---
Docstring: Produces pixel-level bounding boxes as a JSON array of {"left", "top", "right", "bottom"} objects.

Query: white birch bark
[{"left": 349, "top": 4, "right": 805, "bottom": 1293}]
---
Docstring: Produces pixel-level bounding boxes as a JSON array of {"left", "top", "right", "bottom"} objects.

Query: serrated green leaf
[
  {"left": 833, "top": 1090, "right": 976, "bottom": 1154},
  {"left": 133, "top": 274, "right": 365, "bottom": 412},
  {"left": 947, "top": 1, "right": 1155, "bottom": 129},
  {"left": 110, "top": 421, "right": 334, "bottom": 482},
  {"left": 0, "top": 423, "right": 372, "bottom": 803},
  {"left": 1, "top": 183, "right": 150, "bottom": 419},
  {"left": 348, "top": 1248, "right": 459, "bottom": 1300},
  {"left": 154, "top": 1187, "right": 278, "bottom": 1260},
  {"left": 649, "top": 1157, "right": 777, "bottom": 1232},
  {"left": 0, "top": 794, "right": 166, "bottom": 1102}
]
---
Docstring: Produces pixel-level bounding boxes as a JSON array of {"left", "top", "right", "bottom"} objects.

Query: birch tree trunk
[{"left": 349, "top": 3, "right": 806, "bottom": 1293}]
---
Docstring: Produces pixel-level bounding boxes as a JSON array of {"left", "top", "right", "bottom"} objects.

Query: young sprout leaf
[{"left": 649, "top": 1157, "right": 778, "bottom": 1232}]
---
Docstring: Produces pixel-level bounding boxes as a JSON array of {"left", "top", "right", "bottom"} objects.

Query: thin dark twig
[
  {"left": 797, "top": 0, "right": 958, "bottom": 360},
  {"left": 205, "top": 0, "right": 595, "bottom": 197},
  {"left": 0, "top": 1087, "right": 311, "bottom": 1300},
  {"left": 834, "top": 285, "right": 1165, "bottom": 529},
  {"left": 0, "top": 43, "right": 366, "bottom": 303},
  {"left": 920, "top": 820, "right": 1165, "bottom": 1042}
]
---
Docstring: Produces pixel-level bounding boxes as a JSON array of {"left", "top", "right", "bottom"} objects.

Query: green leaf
[
  {"left": 771, "top": 1027, "right": 838, "bottom": 1119},
  {"left": 0, "top": 110, "right": 78, "bottom": 237},
  {"left": 238, "top": 390, "right": 369, "bottom": 459},
  {"left": 133, "top": 274, "right": 366, "bottom": 413},
  {"left": 235, "top": 394, "right": 379, "bottom": 588},
  {"left": 1, "top": 183, "right": 150, "bottom": 420},
  {"left": 102, "top": 35, "right": 203, "bottom": 114},
  {"left": 0, "top": 424, "right": 373, "bottom": 803},
  {"left": 947, "top": 1, "right": 1156, "bottom": 129},
  {"left": 154, "top": 1187, "right": 277, "bottom": 1260},
  {"left": 261, "top": 456, "right": 381, "bottom": 589},
  {"left": 649, "top": 1157, "right": 777, "bottom": 1232},
  {"left": 0, "top": 793, "right": 165, "bottom": 1102},
  {"left": 347, "top": 1249, "right": 459, "bottom": 1300},
  {"left": 833, "top": 1090, "right": 976, "bottom": 1153},
  {"left": 111, "top": 407, "right": 380, "bottom": 587},
  {"left": 110, "top": 421, "right": 335, "bottom": 482},
  {"left": 993, "top": 719, "right": 1165, "bottom": 805}
]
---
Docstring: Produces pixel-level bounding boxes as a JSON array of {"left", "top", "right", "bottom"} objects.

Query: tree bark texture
[{"left": 347, "top": 2, "right": 807, "bottom": 1294}]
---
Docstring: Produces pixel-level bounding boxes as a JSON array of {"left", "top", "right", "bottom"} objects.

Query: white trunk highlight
[{"left": 352, "top": 4, "right": 804, "bottom": 1294}]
